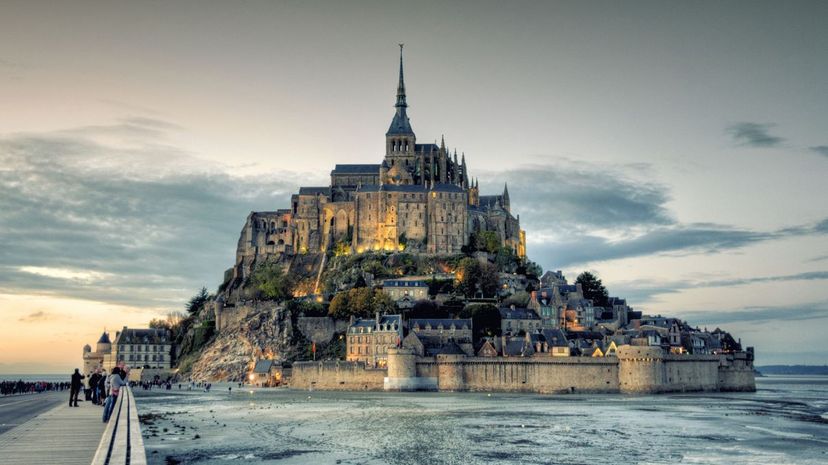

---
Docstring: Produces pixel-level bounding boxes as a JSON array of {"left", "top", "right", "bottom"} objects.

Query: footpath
[{"left": 0, "top": 398, "right": 105, "bottom": 464}]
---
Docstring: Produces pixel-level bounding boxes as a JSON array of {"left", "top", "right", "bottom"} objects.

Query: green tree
[
  {"left": 459, "top": 303, "right": 502, "bottom": 342},
  {"left": 457, "top": 258, "right": 499, "bottom": 298},
  {"left": 328, "top": 291, "right": 352, "bottom": 319},
  {"left": 372, "top": 290, "right": 395, "bottom": 314},
  {"left": 252, "top": 261, "right": 295, "bottom": 301},
  {"left": 327, "top": 288, "right": 394, "bottom": 320},
  {"left": 575, "top": 271, "right": 610, "bottom": 307},
  {"left": 186, "top": 287, "right": 210, "bottom": 315}
]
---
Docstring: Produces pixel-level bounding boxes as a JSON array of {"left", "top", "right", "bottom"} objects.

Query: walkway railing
[{"left": 91, "top": 386, "right": 147, "bottom": 465}]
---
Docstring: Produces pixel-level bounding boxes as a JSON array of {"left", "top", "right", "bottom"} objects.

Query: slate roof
[
  {"left": 97, "top": 332, "right": 111, "bottom": 344},
  {"left": 410, "top": 318, "right": 472, "bottom": 331},
  {"left": 253, "top": 359, "right": 275, "bottom": 374},
  {"left": 500, "top": 308, "right": 541, "bottom": 320},
  {"left": 114, "top": 328, "right": 170, "bottom": 345},
  {"left": 541, "top": 329, "right": 568, "bottom": 347},
  {"left": 350, "top": 315, "right": 402, "bottom": 331},
  {"left": 357, "top": 183, "right": 466, "bottom": 193},
  {"left": 332, "top": 164, "right": 380, "bottom": 175},
  {"left": 387, "top": 109, "right": 414, "bottom": 135},
  {"left": 415, "top": 143, "right": 439, "bottom": 152},
  {"left": 478, "top": 195, "right": 504, "bottom": 209},
  {"left": 298, "top": 186, "right": 331, "bottom": 196},
  {"left": 436, "top": 341, "right": 466, "bottom": 355},
  {"left": 503, "top": 339, "right": 534, "bottom": 357}
]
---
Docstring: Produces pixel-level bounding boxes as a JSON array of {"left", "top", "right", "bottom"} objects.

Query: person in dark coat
[
  {"left": 89, "top": 370, "right": 101, "bottom": 404},
  {"left": 69, "top": 368, "right": 84, "bottom": 407}
]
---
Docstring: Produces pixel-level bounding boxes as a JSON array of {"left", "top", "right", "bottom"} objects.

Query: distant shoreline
[{"left": 755, "top": 365, "right": 828, "bottom": 376}]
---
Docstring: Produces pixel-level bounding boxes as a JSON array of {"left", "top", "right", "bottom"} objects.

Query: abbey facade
[{"left": 233, "top": 48, "right": 525, "bottom": 281}]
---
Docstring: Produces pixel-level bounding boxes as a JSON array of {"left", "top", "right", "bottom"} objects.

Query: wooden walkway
[{"left": 0, "top": 399, "right": 106, "bottom": 464}]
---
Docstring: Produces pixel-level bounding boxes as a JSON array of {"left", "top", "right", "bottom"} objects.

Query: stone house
[
  {"left": 382, "top": 279, "right": 428, "bottom": 302},
  {"left": 408, "top": 318, "right": 474, "bottom": 356},
  {"left": 250, "top": 359, "right": 283, "bottom": 387},
  {"left": 346, "top": 314, "right": 403, "bottom": 368},
  {"left": 500, "top": 306, "right": 542, "bottom": 335},
  {"left": 112, "top": 327, "right": 173, "bottom": 370}
]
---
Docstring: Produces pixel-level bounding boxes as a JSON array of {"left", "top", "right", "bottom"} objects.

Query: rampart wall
[
  {"left": 290, "top": 361, "right": 385, "bottom": 390},
  {"left": 288, "top": 345, "right": 755, "bottom": 394}
]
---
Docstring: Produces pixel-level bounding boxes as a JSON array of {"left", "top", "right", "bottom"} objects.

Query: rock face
[
  {"left": 187, "top": 302, "right": 294, "bottom": 381},
  {"left": 183, "top": 302, "right": 347, "bottom": 382}
]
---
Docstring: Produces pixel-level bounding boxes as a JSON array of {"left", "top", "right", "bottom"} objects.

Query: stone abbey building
[{"left": 233, "top": 47, "right": 526, "bottom": 280}]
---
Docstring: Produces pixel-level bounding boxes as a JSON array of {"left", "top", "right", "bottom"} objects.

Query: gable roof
[
  {"left": 114, "top": 328, "right": 170, "bottom": 345},
  {"left": 253, "top": 359, "right": 275, "bottom": 374},
  {"left": 410, "top": 318, "right": 471, "bottom": 331},
  {"left": 499, "top": 308, "right": 540, "bottom": 320},
  {"left": 298, "top": 186, "right": 331, "bottom": 196},
  {"left": 332, "top": 164, "right": 380, "bottom": 175}
]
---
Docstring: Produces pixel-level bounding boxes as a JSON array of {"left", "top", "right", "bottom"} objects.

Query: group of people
[
  {"left": 1, "top": 380, "right": 70, "bottom": 396},
  {"left": 68, "top": 364, "right": 129, "bottom": 423}
]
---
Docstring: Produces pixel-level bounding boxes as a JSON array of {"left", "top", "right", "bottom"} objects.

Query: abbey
[{"left": 233, "top": 47, "right": 525, "bottom": 277}]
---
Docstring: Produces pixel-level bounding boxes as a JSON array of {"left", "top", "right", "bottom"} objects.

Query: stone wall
[
  {"left": 617, "top": 345, "right": 723, "bottom": 393},
  {"left": 295, "top": 317, "right": 347, "bottom": 344},
  {"left": 289, "top": 361, "right": 385, "bottom": 390},
  {"left": 287, "top": 345, "right": 755, "bottom": 394},
  {"left": 718, "top": 352, "right": 757, "bottom": 392},
  {"left": 458, "top": 357, "right": 619, "bottom": 394}
]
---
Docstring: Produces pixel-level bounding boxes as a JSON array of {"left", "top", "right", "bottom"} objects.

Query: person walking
[{"left": 69, "top": 368, "right": 84, "bottom": 407}]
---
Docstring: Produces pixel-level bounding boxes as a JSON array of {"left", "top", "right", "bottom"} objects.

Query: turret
[{"left": 502, "top": 183, "right": 511, "bottom": 213}]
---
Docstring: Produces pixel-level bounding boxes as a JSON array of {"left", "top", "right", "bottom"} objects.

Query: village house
[
  {"left": 499, "top": 306, "right": 542, "bottom": 335},
  {"left": 346, "top": 313, "right": 403, "bottom": 368}
]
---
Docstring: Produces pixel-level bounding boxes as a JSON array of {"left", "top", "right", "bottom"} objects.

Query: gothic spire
[
  {"left": 396, "top": 43, "right": 406, "bottom": 109},
  {"left": 386, "top": 44, "right": 414, "bottom": 136}
]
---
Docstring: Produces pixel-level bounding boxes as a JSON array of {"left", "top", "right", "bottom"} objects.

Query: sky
[{"left": 1, "top": 0, "right": 826, "bottom": 373}]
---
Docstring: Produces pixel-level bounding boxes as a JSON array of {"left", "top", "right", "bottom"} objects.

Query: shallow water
[{"left": 136, "top": 376, "right": 828, "bottom": 465}]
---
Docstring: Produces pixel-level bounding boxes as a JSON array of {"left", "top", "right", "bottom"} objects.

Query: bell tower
[{"left": 385, "top": 44, "right": 416, "bottom": 163}]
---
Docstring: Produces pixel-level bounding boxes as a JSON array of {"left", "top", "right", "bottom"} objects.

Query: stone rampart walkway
[{"left": 0, "top": 399, "right": 105, "bottom": 464}]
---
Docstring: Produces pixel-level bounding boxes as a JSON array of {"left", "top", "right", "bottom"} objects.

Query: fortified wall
[{"left": 290, "top": 345, "right": 755, "bottom": 394}]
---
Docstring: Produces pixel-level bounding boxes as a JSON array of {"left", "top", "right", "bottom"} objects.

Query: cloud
[
  {"left": 0, "top": 120, "right": 317, "bottom": 309},
  {"left": 726, "top": 122, "right": 784, "bottom": 147},
  {"left": 484, "top": 162, "right": 673, "bottom": 232},
  {"left": 484, "top": 161, "right": 828, "bottom": 269},
  {"left": 18, "top": 310, "right": 59, "bottom": 323},
  {"left": 681, "top": 301, "right": 828, "bottom": 326},
  {"left": 809, "top": 146, "right": 828, "bottom": 158},
  {"left": 613, "top": 271, "right": 828, "bottom": 304}
]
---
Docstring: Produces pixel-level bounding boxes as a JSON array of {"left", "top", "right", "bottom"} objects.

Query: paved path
[
  {"left": 0, "top": 395, "right": 106, "bottom": 464},
  {"left": 0, "top": 391, "right": 68, "bottom": 435}
]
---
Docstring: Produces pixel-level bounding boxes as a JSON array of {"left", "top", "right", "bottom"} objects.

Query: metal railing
[{"left": 91, "top": 386, "right": 147, "bottom": 465}]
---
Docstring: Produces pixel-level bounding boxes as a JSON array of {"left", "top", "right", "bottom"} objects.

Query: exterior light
[{"left": 249, "top": 373, "right": 255, "bottom": 381}]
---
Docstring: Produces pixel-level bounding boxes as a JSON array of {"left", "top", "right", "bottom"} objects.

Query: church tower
[{"left": 385, "top": 45, "right": 416, "bottom": 160}]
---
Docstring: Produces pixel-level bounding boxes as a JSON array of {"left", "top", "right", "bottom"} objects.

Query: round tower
[
  {"left": 384, "top": 347, "right": 417, "bottom": 391},
  {"left": 96, "top": 331, "right": 112, "bottom": 354},
  {"left": 618, "top": 345, "right": 665, "bottom": 394},
  {"left": 436, "top": 353, "right": 466, "bottom": 391}
]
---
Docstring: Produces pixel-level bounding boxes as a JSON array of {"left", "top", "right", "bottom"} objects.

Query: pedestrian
[
  {"left": 69, "top": 368, "right": 84, "bottom": 407},
  {"left": 89, "top": 369, "right": 101, "bottom": 405},
  {"left": 97, "top": 370, "right": 107, "bottom": 405},
  {"left": 102, "top": 367, "right": 126, "bottom": 422}
]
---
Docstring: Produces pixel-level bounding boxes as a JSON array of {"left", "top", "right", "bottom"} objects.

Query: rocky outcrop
[
  {"left": 186, "top": 302, "right": 293, "bottom": 381},
  {"left": 182, "top": 302, "right": 346, "bottom": 382}
]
